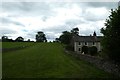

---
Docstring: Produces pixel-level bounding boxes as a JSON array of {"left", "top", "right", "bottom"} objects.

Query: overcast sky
[{"left": 0, "top": 1, "right": 118, "bottom": 41}]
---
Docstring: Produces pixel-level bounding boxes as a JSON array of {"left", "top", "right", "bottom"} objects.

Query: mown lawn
[
  {"left": 2, "top": 42, "right": 35, "bottom": 49},
  {"left": 2, "top": 42, "right": 115, "bottom": 78},
  {"left": 0, "top": 42, "right": 2, "bottom": 79}
]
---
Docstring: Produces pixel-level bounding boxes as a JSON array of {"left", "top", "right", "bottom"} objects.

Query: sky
[{"left": 0, "top": 0, "right": 118, "bottom": 41}]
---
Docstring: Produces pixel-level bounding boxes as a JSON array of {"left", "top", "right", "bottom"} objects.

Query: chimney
[
  {"left": 93, "top": 31, "right": 96, "bottom": 37},
  {"left": 93, "top": 31, "right": 97, "bottom": 41}
]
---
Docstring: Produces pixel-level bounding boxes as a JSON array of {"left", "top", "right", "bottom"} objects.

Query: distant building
[{"left": 71, "top": 32, "right": 102, "bottom": 53}]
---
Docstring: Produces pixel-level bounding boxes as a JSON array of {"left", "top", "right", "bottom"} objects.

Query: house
[{"left": 71, "top": 32, "right": 102, "bottom": 53}]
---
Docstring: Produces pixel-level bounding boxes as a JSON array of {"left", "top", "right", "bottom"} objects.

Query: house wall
[
  {"left": 74, "top": 41, "right": 101, "bottom": 53},
  {"left": 74, "top": 42, "right": 77, "bottom": 51},
  {"left": 95, "top": 42, "right": 101, "bottom": 51}
]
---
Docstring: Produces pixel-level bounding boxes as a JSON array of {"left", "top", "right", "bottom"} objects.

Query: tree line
[
  {"left": 1, "top": 36, "right": 26, "bottom": 42},
  {"left": 1, "top": 31, "right": 47, "bottom": 42}
]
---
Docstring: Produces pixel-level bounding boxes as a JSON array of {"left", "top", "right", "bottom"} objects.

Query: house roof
[{"left": 73, "top": 35, "right": 102, "bottom": 42}]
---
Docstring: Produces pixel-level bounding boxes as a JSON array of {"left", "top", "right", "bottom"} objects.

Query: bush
[
  {"left": 65, "top": 45, "right": 74, "bottom": 51},
  {"left": 82, "top": 46, "right": 88, "bottom": 54},
  {"left": 89, "top": 46, "right": 98, "bottom": 56}
]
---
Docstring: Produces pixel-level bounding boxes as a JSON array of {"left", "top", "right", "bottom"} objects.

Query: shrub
[
  {"left": 65, "top": 45, "right": 74, "bottom": 51},
  {"left": 81, "top": 46, "right": 88, "bottom": 54},
  {"left": 89, "top": 46, "right": 98, "bottom": 56}
]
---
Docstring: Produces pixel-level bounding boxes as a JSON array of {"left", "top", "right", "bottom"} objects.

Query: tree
[
  {"left": 15, "top": 36, "right": 24, "bottom": 42},
  {"left": 36, "top": 31, "right": 47, "bottom": 42},
  {"left": 55, "top": 38, "right": 60, "bottom": 42},
  {"left": 2, "top": 36, "right": 14, "bottom": 42},
  {"left": 59, "top": 28, "right": 79, "bottom": 45},
  {"left": 101, "top": 7, "right": 120, "bottom": 63},
  {"left": 27, "top": 39, "right": 30, "bottom": 42},
  {"left": 2, "top": 36, "right": 8, "bottom": 42},
  {"left": 59, "top": 31, "right": 72, "bottom": 44},
  {"left": 71, "top": 27, "right": 79, "bottom": 35}
]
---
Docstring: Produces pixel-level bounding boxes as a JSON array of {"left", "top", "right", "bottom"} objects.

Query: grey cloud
[
  {"left": 41, "top": 16, "right": 52, "bottom": 22},
  {"left": 26, "top": 33, "right": 36, "bottom": 39},
  {"left": 80, "top": 9, "right": 109, "bottom": 22},
  {"left": 46, "top": 33, "right": 56, "bottom": 40},
  {"left": 44, "top": 18, "right": 86, "bottom": 33},
  {"left": 83, "top": 15, "right": 105, "bottom": 22},
  {"left": 42, "top": 23, "right": 80, "bottom": 39},
  {"left": 41, "top": 25, "right": 71, "bottom": 39},
  {"left": 0, "top": 27, "right": 17, "bottom": 35},
  {"left": 65, "top": 19, "right": 85, "bottom": 27},
  {"left": 1, "top": 2, "right": 116, "bottom": 41},
  {"left": 2, "top": 2, "right": 55, "bottom": 17},
  {"left": 80, "top": 29, "right": 95, "bottom": 36},
  {"left": 1, "top": 17, "right": 25, "bottom": 26},
  {"left": 2, "top": 2, "right": 34, "bottom": 12},
  {"left": 41, "top": 17, "right": 102, "bottom": 39},
  {"left": 79, "top": 27, "right": 102, "bottom": 36},
  {"left": 43, "top": 25, "right": 71, "bottom": 33},
  {"left": 85, "top": 2, "right": 117, "bottom": 9}
]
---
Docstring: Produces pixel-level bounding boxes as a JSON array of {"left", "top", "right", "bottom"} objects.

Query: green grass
[
  {"left": 0, "top": 42, "right": 1, "bottom": 47},
  {"left": 2, "top": 42, "right": 35, "bottom": 49},
  {"left": 2, "top": 42, "right": 114, "bottom": 78},
  {"left": 0, "top": 42, "right": 2, "bottom": 79}
]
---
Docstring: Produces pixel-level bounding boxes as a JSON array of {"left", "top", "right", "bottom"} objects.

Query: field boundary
[
  {"left": 65, "top": 50, "right": 120, "bottom": 77},
  {"left": 2, "top": 45, "right": 35, "bottom": 53}
]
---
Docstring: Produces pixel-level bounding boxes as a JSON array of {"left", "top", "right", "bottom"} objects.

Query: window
[
  {"left": 78, "top": 48, "right": 81, "bottom": 51},
  {"left": 85, "top": 42, "right": 87, "bottom": 45},
  {"left": 93, "top": 42, "right": 95, "bottom": 45},
  {"left": 79, "top": 42, "right": 81, "bottom": 45}
]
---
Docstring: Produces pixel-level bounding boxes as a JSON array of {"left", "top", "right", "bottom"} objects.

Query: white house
[{"left": 71, "top": 32, "right": 102, "bottom": 53}]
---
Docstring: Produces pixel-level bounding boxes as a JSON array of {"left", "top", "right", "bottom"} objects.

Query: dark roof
[{"left": 73, "top": 35, "right": 102, "bottom": 42}]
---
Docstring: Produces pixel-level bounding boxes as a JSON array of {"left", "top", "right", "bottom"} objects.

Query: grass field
[
  {"left": 2, "top": 42, "right": 35, "bottom": 49},
  {"left": 0, "top": 42, "right": 2, "bottom": 79},
  {"left": 2, "top": 42, "right": 115, "bottom": 78},
  {"left": 2, "top": 42, "right": 35, "bottom": 53}
]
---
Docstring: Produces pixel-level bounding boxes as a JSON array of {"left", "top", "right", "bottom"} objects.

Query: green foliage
[
  {"left": 2, "top": 42, "right": 35, "bottom": 53},
  {"left": 36, "top": 31, "right": 47, "bottom": 42},
  {"left": 2, "top": 42, "right": 35, "bottom": 49},
  {"left": 15, "top": 36, "right": 24, "bottom": 42},
  {"left": 71, "top": 27, "right": 79, "bottom": 35},
  {"left": 59, "top": 31, "right": 72, "bottom": 44},
  {"left": 89, "top": 46, "right": 98, "bottom": 56},
  {"left": 101, "top": 7, "right": 120, "bottom": 63},
  {"left": 65, "top": 45, "right": 74, "bottom": 51},
  {"left": 59, "top": 27, "right": 79, "bottom": 45},
  {"left": 82, "top": 46, "right": 88, "bottom": 54},
  {"left": 2, "top": 36, "right": 14, "bottom": 42},
  {"left": 55, "top": 38, "right": 60, "bottom": 42},
  {"left": 2, "top": 36, "right": 8, "bottom": 40}
]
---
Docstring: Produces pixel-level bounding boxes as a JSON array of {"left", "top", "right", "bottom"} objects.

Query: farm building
[{"left": 71, "top": 32, "right": 102, "bottom": 53}]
